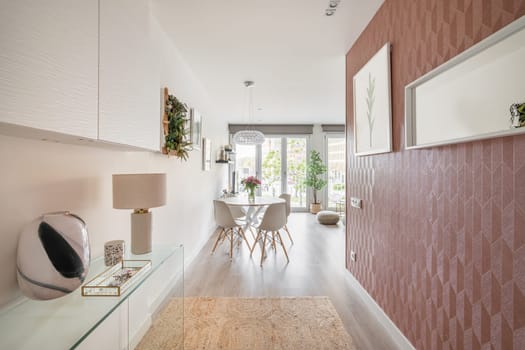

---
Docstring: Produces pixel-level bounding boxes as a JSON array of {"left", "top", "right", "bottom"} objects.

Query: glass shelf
[{"left": 0, "top": 244, "right": 183, "bottom": 350}]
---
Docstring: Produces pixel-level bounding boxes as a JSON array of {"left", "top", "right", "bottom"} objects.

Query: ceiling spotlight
[{"left": 325, "top": 0, "right": 341, "bottom": 16}]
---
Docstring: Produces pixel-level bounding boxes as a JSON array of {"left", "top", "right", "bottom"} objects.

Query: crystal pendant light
[{"left": 233, "top": 81, "right": 265, "bottom": 145}]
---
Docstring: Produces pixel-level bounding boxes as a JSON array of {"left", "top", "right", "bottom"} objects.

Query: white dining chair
[
  {"left": 228, "top": 205, "right": 245, "bottom": 220},
  {"left": 279, "top": 193, "right": 293, "bottom": 244},
  {"left": 228, "top": 205, "right": 257, "bottom": 239},
  {"left": 250, "top": 202, "right": 289, "bottom": 266},
  {"left": 212, "top": 200, "right": 250, "bottom": 260}
]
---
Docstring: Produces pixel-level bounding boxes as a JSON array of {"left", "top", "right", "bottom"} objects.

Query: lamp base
[{"left": 131, "top": 212, "right": 152, "bottom": 254}]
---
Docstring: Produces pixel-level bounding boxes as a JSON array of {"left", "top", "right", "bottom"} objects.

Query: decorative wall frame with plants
[{"left": 162, "top": 87, "right": 192, "bottom": 160}]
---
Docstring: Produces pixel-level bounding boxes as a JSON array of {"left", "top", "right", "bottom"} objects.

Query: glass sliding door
[
  {"left": 261, "top": 137, "right": 282, "bottom": 197},
  {"left": 326, "top": 135, "right": 345, "bottom": 209},
  {"left": 286, "top": 137, "right": 307, "bottom": 209},
  {"left": 234, "top": 144, "right": 257, "bottom": 193},
  {"left": 233, "top": 135, "right": 309, "bottom": 211}
]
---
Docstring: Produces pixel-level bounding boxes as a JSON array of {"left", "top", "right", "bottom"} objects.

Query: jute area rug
[{"left": 137, "top": 296, "right": 355, "bottom": 350}]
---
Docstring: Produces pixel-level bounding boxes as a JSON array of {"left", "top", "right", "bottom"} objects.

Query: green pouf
[{"left": 316, "top": 211, "right": 340, "bottom": 225}]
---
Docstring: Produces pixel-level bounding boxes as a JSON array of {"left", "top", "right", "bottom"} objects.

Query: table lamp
[{"left": 112, "top": 173, "right": 167, "bottom": 254}]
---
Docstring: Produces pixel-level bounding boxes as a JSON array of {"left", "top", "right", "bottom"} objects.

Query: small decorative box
[
  {"left": 104, "top": 240, "right": 126, "bottom": 266},
  {"left": 81, "top": 260, "right": 151, "bottom": 297}
]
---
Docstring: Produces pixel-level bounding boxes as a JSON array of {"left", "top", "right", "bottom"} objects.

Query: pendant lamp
[{"left": 233, "top": 81, "right": 265, "bottom": 145}]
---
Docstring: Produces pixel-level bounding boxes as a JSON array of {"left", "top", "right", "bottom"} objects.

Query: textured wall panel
[
  {"left": 345, "top": 1, "right": 525, "bottom": 349},
  {"left": 0, "top": 0, "right": 98, "bottom": 139}
]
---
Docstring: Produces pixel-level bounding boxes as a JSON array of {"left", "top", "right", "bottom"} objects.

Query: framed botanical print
[
  {"left": 353, "top": 43, "right": 392, "bottom": 156},
  {"left": 190, "top": 108, "right": 202, "bottom": 150}
]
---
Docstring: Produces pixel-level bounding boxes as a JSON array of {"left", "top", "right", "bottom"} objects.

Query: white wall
[{"left": 0, "top": 17, "right": 228, "bottom": 307}]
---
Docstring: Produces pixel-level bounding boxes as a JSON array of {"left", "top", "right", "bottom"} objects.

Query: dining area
[{"left": 212, "top": 178, "right": 293, "bottom": 267}]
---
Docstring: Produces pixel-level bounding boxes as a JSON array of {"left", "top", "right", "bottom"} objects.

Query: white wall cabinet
[
  {"left": 0, "top": 0, "right": 99, "bottom": 139},
  {"left": 0, "top": 0, "right": 161, "bottom": 151},
  {"left": 99, "top": 0, "right": 161, "bottom": 151}
]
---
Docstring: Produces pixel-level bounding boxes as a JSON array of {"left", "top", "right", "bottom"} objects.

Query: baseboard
[{"left": 344, "top": 271, "right": 415, "bottom": 350}]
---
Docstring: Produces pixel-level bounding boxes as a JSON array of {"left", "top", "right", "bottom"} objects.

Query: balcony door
[
  {"left": 235, "top": 136, "right": 309, "bottom": 211},
  {"left": 325, "top": 134, "right": 345, "bottom": 210}
]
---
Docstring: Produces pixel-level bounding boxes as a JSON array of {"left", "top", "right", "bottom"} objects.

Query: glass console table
[{"left": 0, "top": 244, "right": 184, "bottom": 349}]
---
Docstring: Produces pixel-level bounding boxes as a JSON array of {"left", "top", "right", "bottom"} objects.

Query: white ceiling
[{"left": 152, "top": 0, "right": 384, "bottom": 124}]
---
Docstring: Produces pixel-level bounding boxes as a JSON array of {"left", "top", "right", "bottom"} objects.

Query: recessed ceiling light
[{"left": 325, "top": 0, "right": 341, "bottom": 16}]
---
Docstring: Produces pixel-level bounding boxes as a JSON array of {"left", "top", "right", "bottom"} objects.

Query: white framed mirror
[{"left": 405, "top": 15, "right": 525, "bottom": 149}]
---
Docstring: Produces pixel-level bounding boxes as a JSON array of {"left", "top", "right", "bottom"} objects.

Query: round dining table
[{"left": 219, "top": 196, "right": 285, "bottom": 230}]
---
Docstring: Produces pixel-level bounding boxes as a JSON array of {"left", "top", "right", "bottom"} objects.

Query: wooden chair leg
[
  {"left": 238, "top": 227, "right": 251, "bottom": 250},
  {"left": 260, "top": 231, "right": 268, "bottom": 267},
  {"left": 276, "top": 231, "right": 290, "bottom": 263},
  {"left": 211, "top": 228, "right": 225, "bottom": 254},
  {"left": 250, "top": 231, "right": 261, "bottom": 256},
  {"left": 229, "top": 229, "right": 234, "bottom": 260},
  {"left": 271, "top": 231, "right": 276, "bottom": 250},
  {"left": 284, "top": 224, "right": 293, "bottom": 244}
]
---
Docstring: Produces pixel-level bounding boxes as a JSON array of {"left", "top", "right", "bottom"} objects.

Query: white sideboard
[{"left": 0, "top": 245, "right": 184, "bottom": 350}]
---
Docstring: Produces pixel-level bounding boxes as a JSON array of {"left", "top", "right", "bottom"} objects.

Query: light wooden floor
[{"left": 183, "top": 213, "right": 406, "bottom": 350}]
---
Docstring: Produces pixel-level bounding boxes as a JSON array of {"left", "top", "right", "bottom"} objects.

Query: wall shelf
[{"left": 216, "top": 147, "right": 234, "bottom": 164}]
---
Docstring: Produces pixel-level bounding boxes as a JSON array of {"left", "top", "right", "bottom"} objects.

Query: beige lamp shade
[{"left": 112, "top": 173, "right": 167, "bottom": 209}]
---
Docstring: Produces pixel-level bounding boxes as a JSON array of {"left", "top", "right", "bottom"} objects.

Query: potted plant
[
  {"left": 305, "top": 150, "right": 327, "bottom": 214},
  {"left": 163, "top": 91, "right": 192, "bottom": 160}
]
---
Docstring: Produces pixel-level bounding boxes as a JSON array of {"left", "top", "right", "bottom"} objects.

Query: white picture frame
[
  {"left": 405, "top": 16, "right": 525, "bottom": 149},
  {"left": 203, "top": 137, "right": 211, "bottom": 171},
  {"left": 190, "top": 108, "right": 202, "bottom": 150},
  {"left": 353, "top": 43, "right": 392, "bottom": 156}
]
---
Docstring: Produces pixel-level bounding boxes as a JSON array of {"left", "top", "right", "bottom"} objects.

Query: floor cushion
[{"left": 316, "top": 211, "right": 340, "bottom": 225}]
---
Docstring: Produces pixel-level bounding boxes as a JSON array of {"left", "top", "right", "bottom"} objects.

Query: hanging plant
[{"left": 162, "top": 88, "right": 192, "bottom": 160}]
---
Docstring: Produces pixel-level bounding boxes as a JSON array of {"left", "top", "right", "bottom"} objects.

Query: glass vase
[{"left": 248, "top": 187, "right": 255, "bottom": 202}]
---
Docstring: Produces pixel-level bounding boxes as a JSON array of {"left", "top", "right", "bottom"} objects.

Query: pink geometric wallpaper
[{"left": 345, "top": 1, "right": 525, "bottom": 349}]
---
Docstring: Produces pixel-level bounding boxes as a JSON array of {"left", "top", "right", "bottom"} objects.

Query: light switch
[
  {"left": 350, "top": 251, "right": 357, "bottom": 262},
  {"left": 350, "top": 197, "right": 362, "bottom": 209}
]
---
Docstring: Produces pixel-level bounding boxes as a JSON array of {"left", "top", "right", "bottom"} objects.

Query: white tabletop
[{"left": 220, "top": 196, "right": 285, "bottom": 207}]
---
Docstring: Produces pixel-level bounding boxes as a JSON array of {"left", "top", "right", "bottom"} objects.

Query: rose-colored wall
[{"left": 345, "top": 1, "right": 525, "bottom": 349}]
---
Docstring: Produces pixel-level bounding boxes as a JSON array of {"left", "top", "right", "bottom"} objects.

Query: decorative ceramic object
[
  {"left": 16, "top": 212, "right": 90, "bottom": 300},
  {"left": 104, "top": 240, "right": 125, "bottom": 266},
  {"left": 510, "top": 102, "right": 525, "bottom": 128}
]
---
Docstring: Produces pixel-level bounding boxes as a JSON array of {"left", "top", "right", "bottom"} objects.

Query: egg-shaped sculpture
[{"left": 16, "top": 212, "right": 90, "bottom": 300}]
